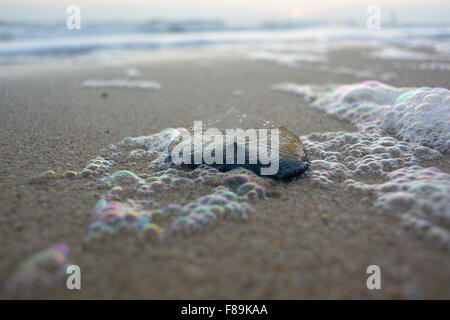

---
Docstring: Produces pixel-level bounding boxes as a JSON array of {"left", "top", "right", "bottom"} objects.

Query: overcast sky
[{"left": 1, "top": 0, "right": 449, "bottom": 25}]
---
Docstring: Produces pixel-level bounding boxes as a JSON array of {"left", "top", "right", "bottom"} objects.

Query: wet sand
[{"left": 0, "top": 48, "right": 449, "bottom": 299}]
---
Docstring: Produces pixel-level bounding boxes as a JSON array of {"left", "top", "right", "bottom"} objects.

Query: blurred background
[{"left": 0, "top": 0, "right": 449, "bottom": 64}]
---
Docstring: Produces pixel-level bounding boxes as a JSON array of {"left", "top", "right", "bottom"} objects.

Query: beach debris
[{"left": 167, "top": 109, "right": 311, "bottom": 179}]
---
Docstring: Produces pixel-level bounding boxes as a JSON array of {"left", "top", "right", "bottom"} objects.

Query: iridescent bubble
[
  {"left": 139, "top": 223, "right": 164, "bottom": 241},
  {"left": 6, "top": 244, "right": 72, "bottom": 292},
  {"left": 124, "top": 211, "right": 140, "bottom": 222},
  {"left": 99, "top": 209, "right": 124, "bottom": 222},
  {"left": 206, "top": 196, "right": 230, "bottom": 206},
  {"left": 223, "top": 174, "right": 250, "bottom": 190},
  {"left": 171, "top": 177, "right": 194, "bottom": 187},
  {"left": 171, "top": 216, "right": 193, "bottom": 235},
  {"left": 49, "top": 244, "right": 70, "bottom": 257},
  {"left": 163, "top": 203, "right": 183, "bottom": 216},
  {"left": 80, "top": 169, "right": 92, "bottom": 178},
  {"left": 221, "top": 191, "right": 239, "bottom": 201},
  {"left": 63, "top": 171, "right": 78, "bottom": 179},
  {"left": 149, "top": 180, "right": 168, "bottom": 191},
  {"left": 111, "top": 170, "right": 140, "bottom": 189},
  {"left": 208, "top": 204, "right": 225, "bottom": 217},
  {"left": 111, "top": 186, "right": 123, "bottom": 195},
  {"left": 236, "top": 182, "right": 257, "bottom": 196},
  {"left": 148, "top": 208, "right": 163, "bottom": 219}
]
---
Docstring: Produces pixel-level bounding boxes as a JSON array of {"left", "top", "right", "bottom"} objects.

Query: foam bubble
[
  {"left": 313, "top": 82, "right": 449, "bottom": 153},
  {"left": 70, "top": 127, "right": 272, "bottom": 244},
  {"left": 82, "top": 79, "right": 161, "bottom": 90},
  {"left": 274, "top": 81, "right": 450, "bottom": 246},
  {"left": 6, "top": 244, "right": 72, "bottom": 293}
]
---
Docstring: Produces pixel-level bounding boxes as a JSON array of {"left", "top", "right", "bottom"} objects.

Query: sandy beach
[{"left": 0, "top": 46, "right": 449, "bottom": 299}]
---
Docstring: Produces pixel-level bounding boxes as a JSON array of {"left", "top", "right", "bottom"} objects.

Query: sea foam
[
  {"left": 274, "top": 81, "right": 450, "bottom": 246},
  {"left": 275, "top": 81, "right": 450, "bottom": 153},
  {"left": 81, "top": 79, "right": 161, "bottom": 90}
]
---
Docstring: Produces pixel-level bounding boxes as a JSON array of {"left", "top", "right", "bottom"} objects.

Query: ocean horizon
[{"left": 1, "top": 20, "right": 449, "bottom": 63}]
